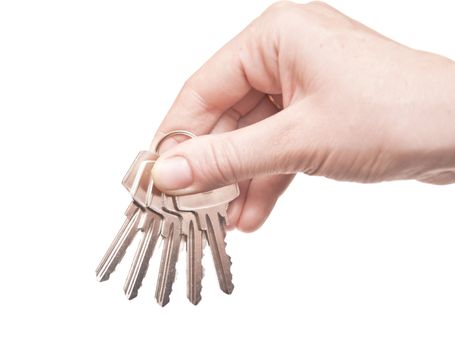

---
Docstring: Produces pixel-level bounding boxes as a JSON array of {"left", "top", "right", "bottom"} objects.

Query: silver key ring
[{"left": 152, "top": 129, "right": 197, "bottom": 154}]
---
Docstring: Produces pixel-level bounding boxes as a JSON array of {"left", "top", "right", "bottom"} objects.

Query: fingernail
[{"left": 153, "top": 156, "right": 193, "bottom": 190}]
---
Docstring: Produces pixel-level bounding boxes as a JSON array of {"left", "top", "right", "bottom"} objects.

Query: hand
[{"left": 151, "top": 1, "right": 455, "bottom": 232}]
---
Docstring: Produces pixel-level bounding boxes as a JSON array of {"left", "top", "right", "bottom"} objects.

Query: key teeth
[
  {"left": 95, "top": 251, "right": 125, "bottom": 283},
  {"left": 156, "top": 268, "right": 177, "bottom": 307},
  {"left": 96, "top": 273, "right": 110, "bottom": 282},
  {"left": 123, "top": 224, "right": 161, "bottom": 301},
  {"left": 188, "top": 282, "right": 203, "bottom": 305},
  {"left": 222, "top": 234, "right": 234, "bottom": 295},
  {"left": 188, "top": 266, "right": 203, "bottom": 305},
  {"left": 97, "top": 170, "right": 239, "bottom": 305},
  {"left": 157, "top": 296, "right": 170, "bottom": 307},
  {"left": 224, "top": 288, "right": 234, "bottom": 295},
  {"left": 96, "top": 240, "right": 135, "bottom": 282},
  {"left": 95, "top": 242, "right": 132, "bottom": 283},
  {"left": 156, "top": 291, "right": 171, "bottom": 307},
  {"left": 157, "top": 275, "right": 176, "bottom": 307},
  {"left": 222, "top": 280, "right": 234, "bottom": 294},
  {"left": 189, "top": 295, "right": 202, "bottom": 305},
  {"left": 187, "top": 229, "right": 204, "bottom": 305},
  {"left": 123, "top": 254, "right": 151, "bottom": 301},
  {"left": 123, "top": 280, "right": 140, "bottom": 300},
  {"left": 189, "top": 272, "right": 203, "bottom": 305},
  {"left": 96, "top": 203, "right": 141, "bottom": 285},
  {"left": 124, "top": 290, "right": 138, "bottom": 300}
]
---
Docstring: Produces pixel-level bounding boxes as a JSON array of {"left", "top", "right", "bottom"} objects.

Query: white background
[{"left": 1, "top": 1, "right": 455, "bottom": 349}]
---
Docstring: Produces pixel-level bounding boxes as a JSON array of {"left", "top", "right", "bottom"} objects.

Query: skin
[{"left": 150, "top": 1, "right": 455, "bottom": 232}]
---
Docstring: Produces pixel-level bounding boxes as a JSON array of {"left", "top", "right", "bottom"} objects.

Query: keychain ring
[
  {"left": 153, "top": 130, "right": 197, "bottom": 154},
  {"left": 267, "top": 94, "right": 283, "bottom": 110}
]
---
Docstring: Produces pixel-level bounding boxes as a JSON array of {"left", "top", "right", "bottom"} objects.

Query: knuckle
[
  {"left": 266, "top": 1, "right": 295, "bottom": 12},
  {"left": 263, "top": 1, "right": 297, "bottom": 21},
  {"left": 259, "top": 1, "right": 300, "bottom": 44},
  {"left": 302, "top": 1, "right": 336, "bottom": 20},
  {"left": 262, "top": 0, "right": 335, "bottom": 27},
  {"left": 305, "top": 1, "right": 331, "bottom": 10},
  {"left": 180, "top": 78, "right": 220, "bottom": 115},
  {"left": 261, "top": 1, "right": 330, "bottom": 34}
]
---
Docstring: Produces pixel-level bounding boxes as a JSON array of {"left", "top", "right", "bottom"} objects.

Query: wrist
[
  {"left": 387, "top": 56, "right": 455, "bottom": 183},
  {"left": 414, "top": 59, "right": 455, "bottom": 183}
]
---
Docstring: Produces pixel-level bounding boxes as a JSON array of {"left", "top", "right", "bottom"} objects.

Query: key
[
  {"left": 123, "top": 209, "right": 162, "bottom": 300},
  {"left": 108, "top": 149, "right": 183, "bottom": 305},
  {"left": 95, "top": 201, "right": 142, "bottom": 282},
  {"left": 183, "top": 209, "right": 204, "bottom": 305},
  {"left": 161, "top": 194, "right": 204, "bottom": 305},
  {"left": 96, "top": 151, "right": 160, "bottom": 290},
  {"left": 147, "top": 191, "right": 183, "bottom": 306},
  {"left": 121, "top": 150, "right": 163, "bottom": 299},
  {"left": 97, "top": 133, "right": 241, "bottom": 305},
  {"left": 175, "top": 184, "right": 239, "bottom": 294}
]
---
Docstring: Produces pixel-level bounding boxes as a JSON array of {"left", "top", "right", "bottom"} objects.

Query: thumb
[{"left": 151, "top": 107, "right": 303, "bottom": 195}]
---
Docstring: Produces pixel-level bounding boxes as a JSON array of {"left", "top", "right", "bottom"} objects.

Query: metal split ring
[
  {"left": 267, "top": 94, "right": 283, "bottom": 110},
  {"left": 153, "top": 129, "right": 197, "bottom": 155}
]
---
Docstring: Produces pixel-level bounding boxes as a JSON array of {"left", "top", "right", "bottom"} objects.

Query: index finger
[{"left": 152, "top": 18, "right": 272, "bottom": 147}]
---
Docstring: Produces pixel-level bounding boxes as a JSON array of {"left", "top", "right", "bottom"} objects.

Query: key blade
[
  {"left": 205, "top": 210, "right": 234, "bottom": 294},
  {"left": 155, "top": 220, "right": 182, "bottom": 306},
  {"left": 187, "top": 219, "right": 203, "bottom": 305},
  {"left": 123, "top": 214, "right": 162, "bottom": 300},
  {"left": 95, "top": 202, "right": 141, "bottom": 282}
]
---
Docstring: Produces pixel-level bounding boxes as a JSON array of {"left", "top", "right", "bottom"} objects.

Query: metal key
[
  {"left": 123, "top": 209, "right": 162, "bottom": 299},
  {"left": 147, "top": 190, "right": 183, "bottom": 306},
  {"left": 123, "top": 151, "right": 184, "bottom": 305},
  {"left": 175, "top": 184, "right": 239, "bottom": 294},
  {"left": 97, "top": 129, "right": 242, "bottom": 305},
  {"left": 161, "top": 194, "right": 204, "bottom": 305},
  {"left": 97, "top": 151, "right": 162, "bottom": 298},
  {"left": 182, "top": 207, "right": 204, "bottom": 305},
  {"left": 121, "top": 151, "right": 163, "bottom": 299},
  {"left": 95, "top": 201, "right": 143, "bottom": 282}
]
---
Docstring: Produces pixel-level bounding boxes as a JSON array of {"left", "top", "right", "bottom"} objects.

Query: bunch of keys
[{"left": 96, "top": 130, "right": 239, "bottom": 306}]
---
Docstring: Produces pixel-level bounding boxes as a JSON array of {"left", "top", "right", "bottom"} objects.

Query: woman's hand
[{"left": 151, "top": 1, "right": 455, "bottom": 232}]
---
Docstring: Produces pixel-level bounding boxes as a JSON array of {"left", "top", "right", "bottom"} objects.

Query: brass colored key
[
  {"left": 96, "top": 202, "right": 142, "bottom": 282},
  {"left": 161, "top": 195, "right": 204, "bottom": 305},
  {"left": 147, "top": 192, "right": 183, "bottom": 306},
  {"left": 123, "top": 210, "right": 162, "bottom": 300},
  {"left": 175, "top": 184, "right": 239, "bottom": 294},
  {"left": 97, "top": 151, "right": 162, "bottom": 299},
  {"left": 97, "top": 131, "right": 241, "bottom": 305},
  {"left": 120, "top": 151, "right": 163, "bottom": 299},
  {"left": 183, "top": 210, "right": 204, "bottom": 305}
]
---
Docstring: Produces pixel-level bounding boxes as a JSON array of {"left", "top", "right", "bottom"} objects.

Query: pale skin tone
[{"left": 151, "top": 1, "right": 455, "bottom": 232}]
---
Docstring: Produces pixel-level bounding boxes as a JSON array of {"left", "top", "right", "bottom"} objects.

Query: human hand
[{"left": 151, "top": 1, "right": 455, "bottom": 232}]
